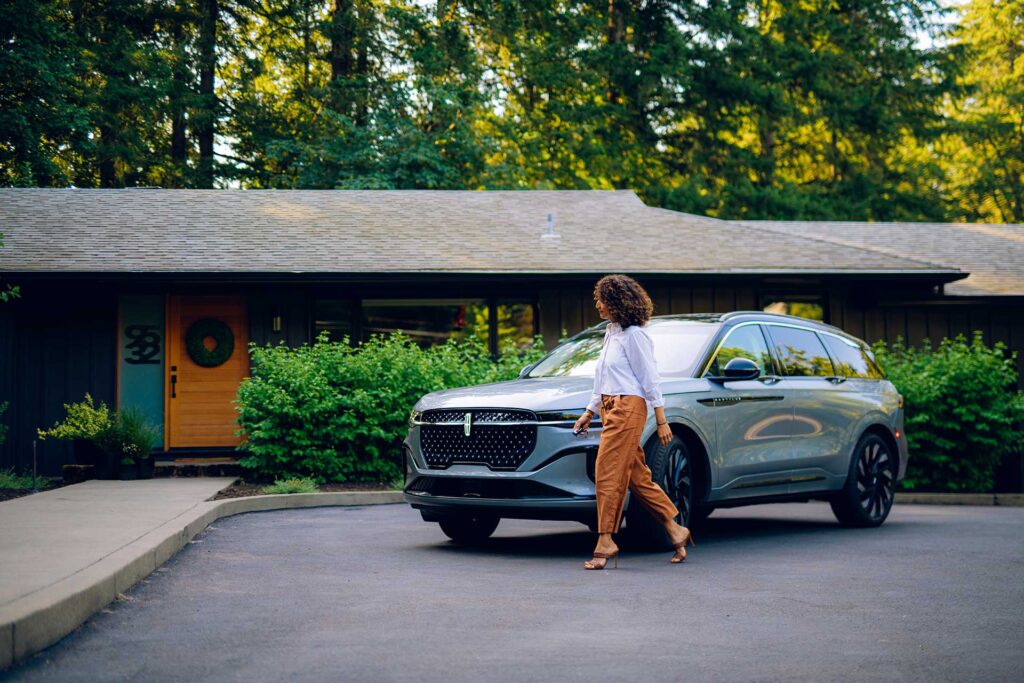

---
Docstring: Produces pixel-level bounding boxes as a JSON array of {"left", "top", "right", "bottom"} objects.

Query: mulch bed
[
  {"left": 0, "top": 481, "right": 63, "bottom": 502},
  {"left": 211, "top": 481, "right": 398, "bottom": 500}
]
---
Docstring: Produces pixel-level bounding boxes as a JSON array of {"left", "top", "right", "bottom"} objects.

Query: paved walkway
[{"left": 0, "top": 478, "right": 235, "bottom": 667}]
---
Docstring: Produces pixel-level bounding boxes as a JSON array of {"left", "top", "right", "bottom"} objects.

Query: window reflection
[
  {"left": 768, "top": 326, "right": 835, "bottom": 377},
  {"left": 708, "top": 325, "right": 772, "bottom": 376},
  {"left": 821, "top": 334, "right": 884, "bottom": 379},
  {"left": 362, "top": 299, "right": 489, "bottom": 348},
  {"left": 497, "top": 303, "right": 536, "bottom": 352}
]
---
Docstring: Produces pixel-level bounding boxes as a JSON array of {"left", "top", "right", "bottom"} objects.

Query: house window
[
  {"left": 314, "top": 299, "right": 356, "bottom": 341},
  {"left": 361, "top": 299, "right": 490, "bottom": 348},
  {"left": 762, "top": 296, "right": 825, "bottom": 321},
  {"left": 314, "top": 298, "right": 537, "bottom": 355}
]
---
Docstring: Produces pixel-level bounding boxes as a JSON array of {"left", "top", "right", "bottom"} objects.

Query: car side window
[
  {"left": 821, "top": 334, "right": 881, "bottom": 379},
  {"left": 707, "top": 325, "right": 772, "bottom": 376},
  {"left": 767, "top": 325, "right": 835, "bottom": 377}
]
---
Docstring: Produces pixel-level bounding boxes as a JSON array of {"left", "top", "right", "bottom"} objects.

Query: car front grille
[{"left": 419, "top": 408, "right": 537, "bottom": 470}]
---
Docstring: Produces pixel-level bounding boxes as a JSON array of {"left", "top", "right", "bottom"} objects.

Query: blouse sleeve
[
  {"left": 585, "top": 328, "right": 610, "bottom": 416},
  {"left": 623, "top": 326, "right": 664, "bottom": 409}
]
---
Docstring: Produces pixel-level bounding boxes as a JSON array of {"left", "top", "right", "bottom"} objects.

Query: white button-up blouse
[{"left": 585, "top": 321, "right": 664, "bottom": 416}]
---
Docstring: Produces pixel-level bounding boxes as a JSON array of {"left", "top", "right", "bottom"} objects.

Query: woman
[{"left": 573, "top": 274, "right": 694, "bottom": 570}]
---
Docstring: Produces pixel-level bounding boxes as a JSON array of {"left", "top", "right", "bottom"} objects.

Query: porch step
[{"left": 154, "top": 459, "right": 244, "bottom": 478}]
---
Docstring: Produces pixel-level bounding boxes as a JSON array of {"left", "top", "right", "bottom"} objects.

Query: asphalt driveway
[{"left": 7, "top": 502, "right": 1024, "bottom": 682}]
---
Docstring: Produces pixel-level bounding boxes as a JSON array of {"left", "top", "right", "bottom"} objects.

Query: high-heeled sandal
[
  {"left": 670, "top": 527, "right": 695, "bottom": 564},
  {"left": 583, "top": 549, "right": 619, "bottom": 570}
]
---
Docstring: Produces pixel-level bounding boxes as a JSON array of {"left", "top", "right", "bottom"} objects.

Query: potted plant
[
  {"left": 39, "top": 397, "right": 160, "bottom": 480},
  {"left": 94, "top": 407, "right": 160, "bottom": 480},
  {"left": 37, "top": 394, "right": 115, "bottom": 479}
]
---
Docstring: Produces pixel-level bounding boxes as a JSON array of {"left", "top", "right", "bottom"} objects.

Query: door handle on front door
[
  {"left": 171, "top": 365, "right": 177, "bottom": 398},
  {"left": 824, "top": 376, "right": 847, "bottom": 384}
]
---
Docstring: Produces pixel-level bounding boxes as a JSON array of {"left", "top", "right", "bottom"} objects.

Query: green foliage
[
  {"left": 0, "top": 467, "right": 43, "bottom": 490},
  {"left": 871, "top": 332, "right": 1024, "bottom": 492},
  {"left": 235, "top": 330, "right": 548, "bottom": 483},
  {"left": 261, "top": 477, "right": 319, "bottom": 495},
  {"left": 37, "top": 393, "right": 112, "bottom": 441},
  {"left": 36, "top": 396, "right": 158, "bottom": 463},
  {"left": 94, "top": 406, "right": 160, "bottom": 464}
]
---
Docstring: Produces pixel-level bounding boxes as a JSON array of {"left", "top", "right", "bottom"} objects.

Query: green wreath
[{"left": 185, "top": 318, "right": 235, "bottom": 368}]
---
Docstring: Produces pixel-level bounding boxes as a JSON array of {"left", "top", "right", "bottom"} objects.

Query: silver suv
[{"left": 403, "top": 312, "right": 908, "bottom": 545}]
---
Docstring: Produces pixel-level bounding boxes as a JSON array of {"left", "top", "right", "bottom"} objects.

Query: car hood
[{"left": 414, "top": 376, "right": 708, "bottom": 413}]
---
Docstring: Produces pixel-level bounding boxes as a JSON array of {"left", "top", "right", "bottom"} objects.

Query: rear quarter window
[
  {"left": 766, "top": 325, "right": 835, "bottom": 377},
  {"left": 821, "top": 334, "right": 885, "bottom": 379}
]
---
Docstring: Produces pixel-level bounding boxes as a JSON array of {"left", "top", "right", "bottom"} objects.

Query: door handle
[
  {"left": 824, "top": 376, "right": 846, "bottom": 384},
  {"left": 758, "top": 375, "right": 782, "bottom": 385},
  {"left": 171, "top": 373, "right": 177, "bottom": 398}
]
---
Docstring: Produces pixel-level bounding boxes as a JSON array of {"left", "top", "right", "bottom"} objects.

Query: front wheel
[
  {"left": 831, "top": 432, "right": 896, "bottom": 528},
  {"left": 625, "top": 435, "right": 707, "bottom": 548},
  {"left": 438, "top": 515, "right": 500, "bottom": 544}
]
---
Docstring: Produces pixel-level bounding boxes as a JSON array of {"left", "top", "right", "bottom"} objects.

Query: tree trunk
[
  {"left": 196, "top": 0, "right": 218, "bottom": 188},
  {"left": 331, "top": 0, "right": 354, "bottom": 115}
]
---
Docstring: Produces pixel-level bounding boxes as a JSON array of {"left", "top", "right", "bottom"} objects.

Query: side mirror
[{"left": 708, "top": 357, "right": 761, "bottom": 383}]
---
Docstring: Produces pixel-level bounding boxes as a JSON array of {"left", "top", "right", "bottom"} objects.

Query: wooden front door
[{"left": 167, "top": 295, "right": 249, "bottom": 449}]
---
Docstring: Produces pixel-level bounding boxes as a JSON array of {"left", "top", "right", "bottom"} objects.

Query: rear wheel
[
  {"left": 438, "top": 514, "right": 500, "bottom": 544},
  {"left": 625, "top": 435, "right": 708, "bottom": 548},
  {"left": 831, "top": 432, "right": 895, "bottom": 527}
]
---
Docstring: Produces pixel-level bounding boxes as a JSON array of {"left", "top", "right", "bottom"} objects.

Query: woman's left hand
[{"left": 657, "top": 422, "right": 672, "bottom": 446}]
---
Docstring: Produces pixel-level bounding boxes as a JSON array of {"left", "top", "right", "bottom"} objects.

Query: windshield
[{"left": 526, "top": 321, "right": 720, "bottom": 379}]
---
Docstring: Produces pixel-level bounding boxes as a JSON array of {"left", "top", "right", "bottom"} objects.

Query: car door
[
  {"left": 762, "top": 323, "right": 854, "bottom": 487},
  {"left": 700, "top": 323, "right": 793, "bottom": 499}
]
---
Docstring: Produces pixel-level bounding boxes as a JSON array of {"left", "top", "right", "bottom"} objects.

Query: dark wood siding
[{"left": 0, "top": 285, "right": 117, "bottom": 476}]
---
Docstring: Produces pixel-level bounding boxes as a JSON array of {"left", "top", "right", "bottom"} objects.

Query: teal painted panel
[{"left": 118, "top": 295, "right": 165, "bottom": 445}]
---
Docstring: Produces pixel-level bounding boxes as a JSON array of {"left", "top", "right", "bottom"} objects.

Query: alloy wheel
[
  {"left": 663, "top": 443, "right": 693, "bottom": 527},
  {"left": 857, "top": 439, "right": 894, "bottom": 520}
]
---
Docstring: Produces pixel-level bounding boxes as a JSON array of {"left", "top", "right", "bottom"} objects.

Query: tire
[
  {"left": 625, "top": 434, "right": 708, "bottom": 549},
  {"left": 438, "top": 514, "right": 500, "bottom": 544},
  {"left": 831, "top": 432, "right": 896, "bottom": 528}
]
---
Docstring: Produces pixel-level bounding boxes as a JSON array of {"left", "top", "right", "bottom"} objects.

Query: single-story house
[{"left": 1, "top": 189, "right": 1021, "bottom": 487}]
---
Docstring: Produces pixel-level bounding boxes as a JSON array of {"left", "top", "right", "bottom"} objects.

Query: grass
[
  {"left": 261, "top": 477, "right": 319, "bottom": 495},
  {"left": 0, "top": 468, "right": 45, "bottom": 490}
]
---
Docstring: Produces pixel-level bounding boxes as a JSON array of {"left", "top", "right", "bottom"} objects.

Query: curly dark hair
[{"left": 593, "top": 274, "right": 654, "bottom": 328}]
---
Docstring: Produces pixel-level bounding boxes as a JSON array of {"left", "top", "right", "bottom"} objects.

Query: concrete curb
[
  {"left": 897, "top": 492, "right": 1024, "bottom": 507},
  {"left": 0, "top": 490, "right": 403, "bottom": 670}
]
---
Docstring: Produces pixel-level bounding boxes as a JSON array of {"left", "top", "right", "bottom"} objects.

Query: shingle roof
[
  {"left": 0, "top": 189, "right": 961, "bottom": 278},
  {"left": 734, "top": 220, "right": 1024, "bottom": 296}
]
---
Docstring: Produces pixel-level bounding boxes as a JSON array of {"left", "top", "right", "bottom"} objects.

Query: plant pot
[
  {"left": 72, "top": 438, "right": 103, "bottom": 467},
  {"left": 118, "top": 461, "right": 139, "bottom": 480},
  {"left": 137, "top": 456, "right": 155, "bottom": 480},
  {"left": 76, "top": 441, "right": 118, "bottom": 479}
]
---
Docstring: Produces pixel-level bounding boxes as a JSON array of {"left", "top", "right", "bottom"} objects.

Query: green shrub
[
  {"left": 261, "top": 477, "right": 318, "bottom": 495},
  {"left": 0, "top": 467, "right": 36, "bottom": 490},
  {"left": 37, "top": 394, "right": 112, "bottom": 442},
  {"left": 871, "top": 332, "right": 1024, "bottom": 492},
  {"left": 235, "top": 331, "right": 549, "bottom": 483},
  {"left": 94, "top": 406, "right": 161, "bottom": 464},
  {"left": 37, "top": 397, "right": 158, "bottom": 464}
]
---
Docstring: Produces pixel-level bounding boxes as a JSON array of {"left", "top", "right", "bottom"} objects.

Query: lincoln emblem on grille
[{"left": 463, "top": 412, "right": 472, "bottom": 437}]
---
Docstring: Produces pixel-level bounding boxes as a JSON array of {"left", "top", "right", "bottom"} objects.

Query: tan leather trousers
[{"left": 596, "top": 394, "right": 679, "bottom": 534}]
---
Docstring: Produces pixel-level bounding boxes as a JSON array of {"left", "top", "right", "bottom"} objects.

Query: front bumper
[{"left": 403, "top": 420, "right": 603, "bottom": 523}]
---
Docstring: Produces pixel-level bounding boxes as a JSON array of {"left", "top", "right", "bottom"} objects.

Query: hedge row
[
  {"left": 872, "top": 332, "right": 1024, "bottom": 492},
  {"left": 235, "top": 331, "right": 549, "bottom": 483}
]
